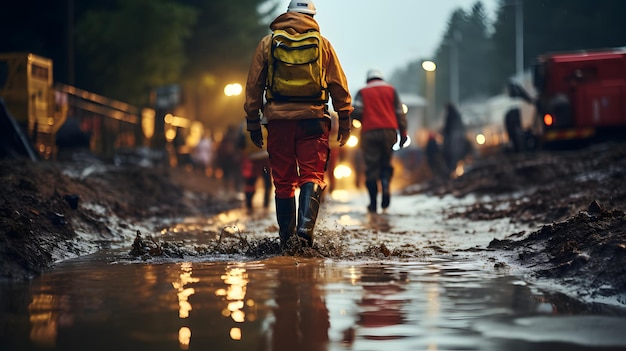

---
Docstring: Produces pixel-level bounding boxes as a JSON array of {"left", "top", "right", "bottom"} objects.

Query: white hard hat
[
  {"left": 366, "top": 69, "right": 384, "bottom": 82},
  {"left": 287, "top": 0, "right": 317, "bottom": 15}
]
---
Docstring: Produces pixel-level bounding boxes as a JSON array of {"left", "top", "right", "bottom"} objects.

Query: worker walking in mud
[
  {"left": 352, "top": 69, "right": 408, "bottom": 213},
  {"left": 244, "top": 0, "right": 353, "bottom": 248},
  {"left": 441, "top": 103, "right": 471, "bottom": 177}
]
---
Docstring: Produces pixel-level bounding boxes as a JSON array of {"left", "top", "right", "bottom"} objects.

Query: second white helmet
[
  {"left": 287, "top": 0, "right": 317, "bottom": 15},
  {"left": 366, "top": 69, "right": 384, "bottom": 82}
]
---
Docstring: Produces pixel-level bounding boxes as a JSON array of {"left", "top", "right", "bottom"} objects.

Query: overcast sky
[{"left": 276, "top": 0, "right": 498, "bottom": 92}]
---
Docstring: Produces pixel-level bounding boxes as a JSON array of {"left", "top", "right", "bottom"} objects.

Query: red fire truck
[{"left": 509, "top": 47, "right": 626, "bottom": 148}]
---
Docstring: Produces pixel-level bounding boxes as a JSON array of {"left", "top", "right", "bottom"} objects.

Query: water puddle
[{"left": 2, "top": 191, "right": 626, "bottom": 350}]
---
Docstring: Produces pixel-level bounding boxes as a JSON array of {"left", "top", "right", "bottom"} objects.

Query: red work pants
[{"left": 267, "top": 118, "right": 330, "bottom": 198}]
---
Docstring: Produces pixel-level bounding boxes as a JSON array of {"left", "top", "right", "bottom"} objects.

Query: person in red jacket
[
  {"left": 244, "top": 0, "right": 353, "bottom": 248},
  {"left": 352, "top": 69, "right": 408, "bottom": 213}
]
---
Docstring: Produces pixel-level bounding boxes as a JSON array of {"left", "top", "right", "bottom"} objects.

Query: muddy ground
[
  {"left": 0, "top": 152, "right": 241, "bottom": 280},
  {"left": 1, "top": 142, "right": 625, "bottom": 304}
]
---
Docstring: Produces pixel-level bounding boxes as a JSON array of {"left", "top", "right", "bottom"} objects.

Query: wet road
[{"left": 2, "top": 190, "right": 626, "bottom": 350}]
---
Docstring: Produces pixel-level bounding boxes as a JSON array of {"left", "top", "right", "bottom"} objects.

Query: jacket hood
[{"left": 270, "top": 12, "right": 320, "bottom": 34}]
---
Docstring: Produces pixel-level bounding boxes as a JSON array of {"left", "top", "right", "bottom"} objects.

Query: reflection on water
[
  {"left": 173, "top": 262, "right": 198, "bottom": 349},
  {"left": 28, "top": 293, "right": 58, "bottom": 348},
  {"left": 2, "top": 254, "right": 625, "bottom": 351},
  {"left": 217, "top": 266, "right": 249, "bottom": 338},
  {"left": 271, "top": 258, "right": 330, "bottom": 351},
  {"left": 6, "top": 190, "right": 626, "bottom": 351}
]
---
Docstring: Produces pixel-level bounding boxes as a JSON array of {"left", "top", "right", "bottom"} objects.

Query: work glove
[
  {"left": 337, "top": 115, "right": 351, "bottom": 146},
  {"left": 337, "top": 128, "right": 350, "bottom": 146},
  {"left": 249, "top": 129, "right": 263, "bottom": 149},
  {"left": 399, "top": 134, "right": 408, "bottom": 148}
]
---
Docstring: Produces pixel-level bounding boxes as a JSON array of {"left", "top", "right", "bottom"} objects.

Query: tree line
[{"left": 389, "top": 0, "right": 626, "bottom": 118}]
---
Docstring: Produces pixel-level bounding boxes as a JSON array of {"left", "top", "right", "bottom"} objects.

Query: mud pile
[
  {"left": 0, "top": 158, "right": 239, "bottom": 280},
  {"left": 489, "top": 201, "right": 626, "bottom": 303},
  {"left": 415, "top": 141, "right": 626, "bottom": 302}
]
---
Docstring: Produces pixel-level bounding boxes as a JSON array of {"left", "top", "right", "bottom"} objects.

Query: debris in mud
[
  {"left": 488, "top": 201, "right": 626, "bottom": 302},
  {"left": 127, "top": 229, "right": 327, "bottom": 260},
  {"left": 125, "top": 226, "right": 427, "bottom": 261},
  {"left": 130, "top": 230, "right": 163, "bottom": 258}
]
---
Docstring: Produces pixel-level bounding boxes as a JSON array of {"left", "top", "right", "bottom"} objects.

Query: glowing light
[
  {"left": 330, "top": 189, "right": 350, "bottom": 202},
  {"left": 172, "top": 263, "right": 199, "bottom": 319},
  {"left": 224, "top": 83, "right": 243, "bottom": 97},
  {"left": 178, "top": 299, "right": 192, "bottom": 318},
  {"left": 402, "top": 103, "right": 409, "bottom": 114},
  {"left": 333, "top": 164, "right": 352, "bottom": 179},
  {"left": 142, "top": 108, "right": 155, "bottom": 138},
  {"left": 29, "top": 293, "right": 57, "bottom": 347},
  {"left": 165, "top": 127, "right": 177, "bottom": 142},
  {"left": 186, "top": 121, "right": 204, "bottom": 146},
  {"left": 454, "top": 162, "right": 465, "bottom": 178},
  {"left": 346, "top": 135, "right": 359, "bottom": 147},
  {"left": 167, "top": 115, "right": 191, "bottom": 128},
  {"left": 231, "top": 310, "right": 245, "bottom": 322},
  {"left": 351, "top": 119, "right": 362, "bottom": 129},
  {"left": 219, "top": 266, "right": 249, "bottom": 334},
  {"left": 164, "top": 113, "right": 173, "bottom": 124},
  {"left": 475, "top": 133, "right": 486, "bottom": 145},
  {"left": 422, "top": 60, "right": 437, "bottom": 72},
  {"left": 178, "top": 327, "right": 191, "bottom": 350},
  {"left": 230, "top": 327, "right": 242, "bottom": 340},
  {"left": 349, "top": 266, "right": 359, "bottom": 285},
  {"left": 228, "top": 301, "right": 244, "bottom": 312},
  {"left": 544, "top": 114, "right": 553, "bottom": 126}
]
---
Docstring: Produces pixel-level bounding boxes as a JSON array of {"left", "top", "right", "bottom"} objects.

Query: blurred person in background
[
  {"left": 238, "top": 119, "right": 272, "bottom": 211},
  {"left": 441, "top": 103, "right": 471, "bottom": 177},
  {"left": 244, "top": 0, "right": 353, "bottom": 248},
  {"left": 191, "top": 132, "right": 214, "bottom": 176},
  {"left": 425, "top": 131, "right": 445, "bottom": 179},
  {"left": 216, "top": 124, "right": 242, "bottom": 193},
  {"left": 352, "top": 69, "right": 408, "bottom": 213}
]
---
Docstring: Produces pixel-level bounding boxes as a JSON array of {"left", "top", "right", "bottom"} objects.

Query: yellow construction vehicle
[{"left": 0, "top": 52, "right": 68, "bottom": 159}]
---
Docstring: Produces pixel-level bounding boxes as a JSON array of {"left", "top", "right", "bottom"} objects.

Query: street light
[
  {"left": 422, "top": 60, "right": 436, "bottom": 129},
  {"left": 224, "top": 83, "right": 242, "bottom": 97}
]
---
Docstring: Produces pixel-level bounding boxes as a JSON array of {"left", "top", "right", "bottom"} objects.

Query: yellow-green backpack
[{"left": 266, "top": 29, "right": 327, "bottom": 102}]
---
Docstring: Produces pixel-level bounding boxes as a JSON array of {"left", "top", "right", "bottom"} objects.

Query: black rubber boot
[
  {"left": 275, "top": 196, "right": 296, "bottom": 247},
  {"left": 365, "top": 180, "right": 378, "bottom": 213},
  {"left": 296, "top": 182, "right": 323, "bottom": 246},
  {"left": 381, "top": 167, "right": 393, "bottom": 209}
]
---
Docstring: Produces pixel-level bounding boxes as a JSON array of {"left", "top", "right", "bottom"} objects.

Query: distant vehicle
[
  {"left": 0, "top": 53, "right": 67, "bottom": 159},
  {"left": 508, "top": 47, "right": 626, "bottom": 149}
]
